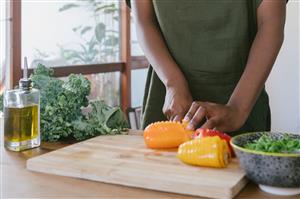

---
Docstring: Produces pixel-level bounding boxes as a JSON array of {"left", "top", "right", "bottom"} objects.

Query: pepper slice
[
  {"left": 177, "top": 136, "right": 230, "bottom": 168},
  {"left": 194, "top": 128, "right": 235, "bottom": 157}
]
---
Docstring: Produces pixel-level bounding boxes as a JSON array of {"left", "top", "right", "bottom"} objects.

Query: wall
[{"left": 266, "top": 1, "right": 300, "bottom": 133}]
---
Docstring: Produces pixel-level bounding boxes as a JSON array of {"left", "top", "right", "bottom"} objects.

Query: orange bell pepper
[
  {"left": 177, "top": 136, "right": 231, "bottom": 168},
  {"left": 144, "top": 121, "right": 193, "bottom": 149}
]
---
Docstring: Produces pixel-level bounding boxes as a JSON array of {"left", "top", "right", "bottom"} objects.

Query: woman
[{"left": 129, "top": 0, "right": 287, "bottom": 135}]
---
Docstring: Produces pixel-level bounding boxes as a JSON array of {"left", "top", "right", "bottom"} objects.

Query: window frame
[{"left": 10, "top": 0, "right": 148, "bottom": 111}]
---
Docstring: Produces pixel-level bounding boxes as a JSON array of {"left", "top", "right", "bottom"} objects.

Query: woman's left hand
[{"left": 184, "top": 101, "right": 249, "bottom": 132}]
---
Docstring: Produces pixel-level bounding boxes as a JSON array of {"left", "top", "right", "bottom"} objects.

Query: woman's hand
[
  {"left": 163, "top": 85, "right": 193, "bottom": 121},
  {"left": 184, "top": 101, "right": 249, "bottom": 132}
]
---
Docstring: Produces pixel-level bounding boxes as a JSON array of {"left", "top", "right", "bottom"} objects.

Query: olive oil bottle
[{"left": 4, "top": 57, "right": 40, "bottom": 151}]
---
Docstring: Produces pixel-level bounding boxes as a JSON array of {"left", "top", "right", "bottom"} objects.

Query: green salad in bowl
[
  {"left": 230, "top": 132, "right": 300, "bottom": 196},
  {"left": 244, "top": 134, "right": 300, "bottom": 153}
]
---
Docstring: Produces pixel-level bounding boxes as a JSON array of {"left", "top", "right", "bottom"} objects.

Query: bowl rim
[{"left": 230, "top": 132, "right": 300, "bottom": 157}]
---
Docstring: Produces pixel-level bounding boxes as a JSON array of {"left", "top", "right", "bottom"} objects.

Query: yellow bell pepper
[{"left": 177, "top": 136, "right": 230, "bottom": 168}]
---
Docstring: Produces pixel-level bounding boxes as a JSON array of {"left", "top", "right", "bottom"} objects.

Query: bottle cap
[{"left": 19, "top": 57, "right": 32, "bottom": 90}]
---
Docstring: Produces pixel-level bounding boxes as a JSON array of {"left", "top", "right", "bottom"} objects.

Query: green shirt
[{"left": 130, "top": 0, "right": 273, "bottom": 135}]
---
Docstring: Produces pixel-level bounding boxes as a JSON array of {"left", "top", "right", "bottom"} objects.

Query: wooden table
[
  {"left": 2, "top": 140, "right": 299, "bottom": 198},
  {"left": 0, "top": 112, "right": 297, "bottom": 199}
]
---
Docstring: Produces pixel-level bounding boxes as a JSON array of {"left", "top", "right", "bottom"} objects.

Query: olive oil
[
  {"left": 4, "top": 105, "right": 39, "bottom": 142},
  {"left": 4, "top": 57, "right": 40, "bottom": 151}
]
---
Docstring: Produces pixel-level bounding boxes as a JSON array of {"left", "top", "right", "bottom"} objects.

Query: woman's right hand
[{"left": 163, "top": 84, "right": 193, "bottom": 122}]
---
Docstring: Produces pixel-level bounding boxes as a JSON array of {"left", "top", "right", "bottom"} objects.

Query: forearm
[
  {"left": 228, "top": 1, "right": 286, "bottom": 118},
  {"left": 131, "top": 0, "right": 188, "bottom": 88}
]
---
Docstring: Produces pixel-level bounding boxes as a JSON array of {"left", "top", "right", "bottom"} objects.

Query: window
[
  {"left": 86, "top": 72, "right": 120, "bottom": 106},
  {"left": 9, "top": 0, "right": 148, "bottom": 111},
  {"left": 131, "top": 13, "right": 144, "bottom": 57},
  {"left": 131, "top": 69, "right": 147, "bottom": 107},
  {"left": 22, "top": 0, "right": 120, "bottom": 68},
  {"left": 0, "top": 0, "right": 10, "bottom": 93}
]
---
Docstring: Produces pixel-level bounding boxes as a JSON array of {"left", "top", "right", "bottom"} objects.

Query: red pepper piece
[{"left": 194, "top": 128, "right": 235, "bottom": 157}]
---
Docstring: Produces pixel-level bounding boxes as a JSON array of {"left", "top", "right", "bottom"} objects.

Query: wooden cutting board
[{"left": 27, "top": 131, "right": 247, "bottom": 199}]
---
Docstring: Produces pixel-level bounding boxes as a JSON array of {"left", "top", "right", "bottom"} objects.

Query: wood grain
[{"left": 27, "top": 132, "right": 248, "bottom": 199}]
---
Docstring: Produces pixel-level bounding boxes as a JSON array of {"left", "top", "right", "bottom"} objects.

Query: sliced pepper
[
  {"left": 144, "top": 121, "right": 193, "bottom": 149},
  {"left": 177, "top": 136, "right": 231, "bottom": 168},
  {"left": 194, "top": 128, "right": 235, "bottom": 157}
]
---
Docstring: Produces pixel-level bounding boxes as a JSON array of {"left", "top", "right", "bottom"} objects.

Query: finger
[
  {"left": 169, "top": 114, "right": 176, "bottom": 121},
  {"left": 163, "top": 108, "right": 171, "bottom": 120},
  {"left": 173, "top": 114, "right": 183, "bottom": 122},
  {"left": 187, "top": 106, "right": 206, "bottom": 130},
  {"left": 201, "top": 118, "right": 218, "bottom": 130},
  {"left": 166, "top": 113, "right": 172, "bottom": 121},
  {"left": 183, "top": 102, "right": 200, "bottom": 122},
  {"left": 165, "top": 113, "right": 170, "bottom": 120}
]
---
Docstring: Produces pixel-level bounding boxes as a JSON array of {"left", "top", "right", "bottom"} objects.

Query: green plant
[
  {"left": 72, "top": 100, "right": 128, "bottom": 140},
  {"left": 31, "top": 64, "right": 128, "bottom": 142},
  {"left": 58, "top": 0, "right": 119, "bottom": 64},
  {"left": 31, "top": 64, "right": 90, "bottom": 141}
]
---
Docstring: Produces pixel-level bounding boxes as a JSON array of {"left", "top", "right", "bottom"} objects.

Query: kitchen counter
[{"left": 1, "top": 138, "right": 299, "bottom": 199}]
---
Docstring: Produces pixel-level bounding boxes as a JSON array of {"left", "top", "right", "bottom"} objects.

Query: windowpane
[
  {"left": 86, "top": 72, "right": 120, "bottom": 106},
  {"left": 131, "top": 14, "right": 144, "bottom": 56},
  {"left": 22, "top": 0, "right": 120, "bottom": 68},
  {"left": 131, "top": 68, "right": 147, "bottom": 107}
]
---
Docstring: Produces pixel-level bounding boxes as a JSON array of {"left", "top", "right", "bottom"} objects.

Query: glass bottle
[{"left": 4, "top": 57, "right": 40, "bottom": 151}]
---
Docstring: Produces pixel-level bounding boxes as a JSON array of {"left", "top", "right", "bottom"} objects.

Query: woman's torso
[
  {"left": 152, "top": 0, "right": 260, "bottom": 102},
  {"left": 141, "top": 0, "right": 270, "bottom": 133}
]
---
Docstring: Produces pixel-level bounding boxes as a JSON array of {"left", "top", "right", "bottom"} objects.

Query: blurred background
[{"left": 0, "top": 0, "right": 299, "bottom": 132}]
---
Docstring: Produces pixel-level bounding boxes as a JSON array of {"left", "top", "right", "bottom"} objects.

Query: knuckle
[
  {"left": 198, "top": 106, "right": 206, "bottom": 113},
  {"left": 192, "top": 101, "right": 198, "bottom": 107},
  {"left": 185, "top": 112, "right": 192, "bottom": 119}
]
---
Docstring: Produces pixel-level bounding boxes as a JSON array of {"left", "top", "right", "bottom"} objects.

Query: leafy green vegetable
[
  {"left": 1, "top": 63, "right": 128, "bottom": 142},
  {"left": 30, "top": 64, "right": 91, "bottom": 141},
  {"left": 245, "top": 134, "right": 300, "bottom": 153},
  {"left": 72, "top": 100, "right": 128, "bottom": 140}
]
